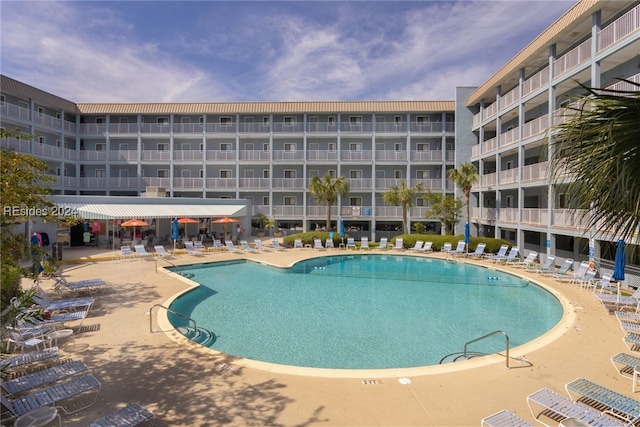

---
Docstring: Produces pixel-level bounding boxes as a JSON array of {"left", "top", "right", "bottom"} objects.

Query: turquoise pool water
[{"left": 168, "top": 254, "right": 562, "bottom": 370}]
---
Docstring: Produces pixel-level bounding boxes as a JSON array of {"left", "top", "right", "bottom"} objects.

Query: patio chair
[
  {"left": 225, "top": 241, "right": 242, "bottom": 253},
  {"left": 32, "top": 283, "right": 94, "bottom": 312},
  {"left": 392, "top": 238, "right": 404, "bottom": 250},
  {"left": 0, "top": 373, "right": 101, "bottom": 419},
  {"left": 378, "top": 237, "right": 389, "bottom": 250},
  {"left": 553, "top": 260, "right": 590, "bottom": 283},
  {"left": 611, "top": 352, "right": 640, "bottom": 382},
  {"left": 184, "top": 241, "right": 205, "bottom": 256},
  {"left": 324, "top": 238, "right": 334, "bottom": 249},
  {"left": 481, "top": 409, "right": 533, "bottom": 427},
  {"left": 410, "top": 241, "right": 424, "bottom": 252},
  {"left": 441, "top": 242, "right": 452, "bottom": 252},
  {"left": 345, "top": 237, "right": 356, "bottom": 250},
  {"left": 313, "top": 239, "right": 325, "bottom": 250},
  {"left": 594, "top": 284, "right": 640, "bottom": 308},
  {"left": 525, "top": 256, "right": 556, "bottom": 273},
  {"left": 0, "top": 347, "right": 59, "bottom": 372},
  {"left": 240, "top": 240, "right": 258, "bottom": 252},
  {"left": 193, "top": 241, "right": 208, "bottom": 252},
  {"left": 507, "top": 251, "right": 538, "bottom": 267},
  {"left": 254, "top": 239, "right": 274, "bottom": 251},
  {"left": 88, "top": 402, "right": 154, "bottom": 427},
  {"left": 539, "top": 258, "right": 574, "bottom": 277},
  {"left": 449, "top": 240, "right": 467, "bottom": 257},
  {"left": 565, "top": 377, "right": 640, "bottom": 424},
  {"left": 120, "top": 246, "right": 136, "bottom": 260},
  {"left": 466, "top": 243, "right": 486, "bottom": 259},
  {"left": 573, "top": 268, "right": 597, "bottom": 289},
  {"left": 52, "top": 274, "right": 106, "bottom": 294},
  {"left": 154, "top": 245, "right": 175, "bottom": 258},
  {"left": 5, "top": 326, "right": 46, "bottom": 353},
  {"left": 417, "top": 241, "right": 433, "bottom": 252},
  {"left": 212, "top": 239, "right": 224, "bottom": 251},
  {"left": 1, "top": 360, "right": 89, "bottom": 396},
  {"left": 272, "top": 239, "right": 287, "bottom": 250},
  {"left": 294, "top": 239, "right": 303, "bottom": 249},
  {"left": 133, "top": 245, "right": 153, "bottom": 258},
  {"left": 587, "top": 274, "right": 614, "bottom": 293},
  {"left": 360, "top": 237, "right": 370, "bottom": 250},
  {"left": 484, "top": 244, "right": 507, "bottom": 260},
  {"left": 490, "top": 247, "right": 518, "bottom": 263}
]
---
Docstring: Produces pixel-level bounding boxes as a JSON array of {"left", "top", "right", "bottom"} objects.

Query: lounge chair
[
  {"left": 466, "top": 243, "right": 486, "bottom": 259},
  {"left": 212, "top": 240, "right": 224, "bottom": 251},
  {"left": 88, "top": 402, "right": 154, "bottom": 427},
  {"left": 594, "top": 285, "right": 640, "bottom": 308},
  {"left": 565, "top": 377, "right": 640, "bottom": 424},
  {"left": 507, "top": 251, "right": 538, "bottom": 267},
  {"left": 294, "top": 239, "right": 303, "bottom": 249},
  {"left": 313, "top": 239, "right": 325, "bottom": 250},
  {"left": 611, "top": 352, "right": 640, "bottom": 382},
  {"left": 573, "top": 268, "right": 597, "bottom": 289},
  {"left": 418, "top": 241, "right": 433, "bottom": 252},
  {"left": 491, "top": 247, "right": 518, "bottom": 263},
  {"left": 225, "top": 241, "right": 242, "bottom": 253},
  {"left": 254, "top": 239, "right": 274, "bottom": 251},
  {"left": 325, "top": 238, "right": 334, "bottom": 249},
  {"left": 481, "top": 409, "right": 533, "bottom": 427},
  {"left": 410, "top": 241, "right": 424, "bottom": 252},
  {"left": 133, "top": 245, "right": 153, "bottom": 258},
  {"left": 525, "top": 256, "right": 556, "bottom": 273},
  {"left": 527, "top": 387, "right": 627, "bottom": 427},
  {"left": 449, "top": 240, "right": 467, "bottom": 257},
  {"left": 553, "top": 260, "right": 590, "bottom": 283},
  {"left": 378, "top": 237, "right": 389, "bottom": 250},
  {"left": 33, "top": 284, "right": 94, "bottom": 313},
  {"left": 484, "top": 244, "right": 507, "bottom": 260},
  {"left": 345, "top": 237, "right": 356, "bottom": 250},
  {"left": 1, "top": 360, "right": 89, "bottom": 396},
  {"left": 52, "top": 274, "right": 106, "bottom": 294},
  {"left": 616, "top": 310, "right": 640, "bottom": 323},
  {"left": 587, "top": 274, "right": 614, "bottom": 293},
  {"left": 194, "top": 241, "right": 208, "bottom": 252},
  {"left": 272, "top": 239, "right": 287, "bottom": 250},
  {"left": 120, "top": 246, "right": 135, "bottom": 260},
  {"left": 539, "top": 258, "right": 574, "bottom": 277},
  {"left": 154, "top": 245, "right": 175, "bottom": 258},
  {"left": 392, "top": 238, "right": 404, "bottom": 250},
  {"left": 0, "top": 373, "right": 101, "bottom": 419},
  {"left": 240, "top": 240, "right": 258, "bottom": 252},
  {"left": 360, "top": 237, "right": 370, "bottom": 250},
  {"left": 184, "top": 241, "right": 205, "bottom": 256},
  {"left": 5, "top": 326, "right": 46, "bottom": 352},
  {"left": 0, "top": 347, "right": 59, "bottom": 375},
  {"left": 441, "top": 242, "right": 452, "bottom": 252}
]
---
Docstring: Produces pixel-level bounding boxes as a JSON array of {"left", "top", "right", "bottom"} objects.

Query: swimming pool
[{"left": 168, "top": 254, "right": 562, "bottom": 370}]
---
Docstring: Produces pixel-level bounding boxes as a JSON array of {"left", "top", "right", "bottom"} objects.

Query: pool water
[{"left": 168, "top": 255, "right": 562, "bottom": 370}]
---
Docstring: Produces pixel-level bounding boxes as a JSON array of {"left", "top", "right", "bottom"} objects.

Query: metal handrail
[
  {"left": 149, "top": 304, "right": 197, "bottom": 334},
  {"left": 154, "top": 257, "right": 177, "bottom": 273},
  {"left": 463, "top": 330, "right": 510, "bottom": 369}
]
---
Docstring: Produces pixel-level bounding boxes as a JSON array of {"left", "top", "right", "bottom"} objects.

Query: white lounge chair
[
  {"left": 345, "top": 237, "right": 356, "bottom": 250},
  {"left": 225, "top": 241, "right": 242, "bottom": 253},
  {"left": 481, "top": 409, "right": 533, "bottom": 427},
  {"left": 88, "top": 402, "right": 154, "bottom": 427},
  {"left": 539, "top": 258, "right": 574, "bottom": 277},
  {"left": 611, "top": 352, "right": 640, "bottom": 382},
  {"left": 378, "top": 237, "right": 389, "bottom": 250},
  {"left": 212, "top": 240, "right": 224, "bottom": 251},
  {"left": 553, "top": 260, "right": 590, "bottom": 282},
  {"left": 154, "top": 245, "right": 175, "bottom": 258},
  {"left": 449, "top": 240, "right": 467, "bottom": 257},
  {"left": 325, "top": 238, "right": 335, "bottom": 249},
  {"left": 133, "top": 245, "right": 153, "bottom": 258},
  {"left": 441, "top": 242, "right": 452, "bottom": 252},
  {"left": 193, "top": 241, "right": 208, "bottom": 252},
  {"left": 565, "top": 377, "right": 640, "bottom": 424},
  {"left": 507, "top": 251, "right": 538, "bottom": 267},
  {"left": 393, "top": 238, "right": 404, "bottom": 250},
  {"left": 33, "top": 284, "right": 94, "bottom": 313},
  {"left": 410, "top": 241, "right": 424, "bottom": 252},
  {"left": 525, "top": 256, "right": 556, "bottom": 273},
  {"left": 184, "top": 241, "right": 205, "bottom": 256},
  {"left": 587, "top": 274, "right": 614, "bottom": 292},
  {"left": 240, "top": 240, "right": 258, "bottom": 252},
  {"left": 360, "top": 237, "right": 370, "bottom": 250},
  {"left": 595, "top": 285, "right": 640, "bottom": 308},
  {"left": 484, "top": 244, "right": 507, "bottom": 260},
  {"left": 272, "top": 239, "right": 287, "bottom": 250},
  {"left": 120, "top": 246, "right": 135, "bottom": 260},
  {"left": 1, "top": 360, "right": 89, "bottom": 396},
  {"left": 313, "top": 239, "right": 325, "bottom": 250},
  {"left": 254, "top": 239, "right": 274, "bottom": 251},
  {"left": 490, "top": 247, "right": 518, "bottom": 263},
  {"left": 294, "top": 239, "right": 303, "bottom": 249},
  {"left": 466, "top": 243, "right": 486, "bottom": 258},
  {"left": 0, "top": 347, "right": 59, "bottom": 371},
  {"left": 52, "top": 275, "right": 106, "bottom": 295}
]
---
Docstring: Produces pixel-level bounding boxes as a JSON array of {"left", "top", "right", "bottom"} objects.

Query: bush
[
  {"left": 391, "top": 234, "right": 511, "bottom": 252},
  {"left": 284, "top": 231, "right": 349, "bottom": 247}
]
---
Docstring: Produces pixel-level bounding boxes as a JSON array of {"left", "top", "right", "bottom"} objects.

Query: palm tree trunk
[{"left": 326, "top": 200, "right": 332, "bottom": 231}]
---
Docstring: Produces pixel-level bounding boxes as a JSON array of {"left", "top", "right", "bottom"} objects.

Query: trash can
[{"left": 52, "top": 242, "right": 63, "bottom": 261}]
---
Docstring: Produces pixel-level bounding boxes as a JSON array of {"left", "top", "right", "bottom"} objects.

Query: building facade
[{"left": 1, "top": 0, "right": 639, "bottom": 260}]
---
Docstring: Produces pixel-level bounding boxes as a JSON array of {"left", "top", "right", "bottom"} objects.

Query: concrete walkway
[{"left": 25, "top": 243, "right": 635, "bottom": 426}]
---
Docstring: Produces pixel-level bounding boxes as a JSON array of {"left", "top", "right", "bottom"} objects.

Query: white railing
[
  {"left": 239, "top": 178, "right": 271, "bottom": 188},
  {"left": 521, "top": 161, "right": 549, "bottom": 182},
  {"left": 140, "top": 123, "right": 171, "bottom": 134},
  {"left": 174, "top": 123, "right": 205, "bottom": 134},
  {"left": 272, "top": 123, "right": 305, "bottom": 133},
  {"left": 552, "top": 209, "right": 591, "bottom": 229},
  {"left": 142, "top": 177, "right": 171, "bottom": 188},
  {"left": 410, "top": 150, "right": 443, "bottom": 161},
  {"left": 306, "top": 122, "right": 338, "bottom": 133},
  {"left": 206, "top": 150, "right": 236, "bottom": 161},
  {"left": 108, "top": 177, "right": 138, "bottom": 188},
  {"left": 481, "top": 136, "right": 498, "bottom": 155},
  {"left": 107, "top": 123, "right": 138, "bottom": 134},
  {"left": 347, "top": 178, "right": 373, "bottom": 189},
  {"left": 1, "top": 103, "right": 30, "bottom": 121},
  {"left": 375, "top": 178, "right": 405, "bottom": 188},
  {"left": 63, "top": 121, "right": 76, "bottom": 134},
  {"left": 553, "top": 38, "right": 592, "bottom": 77},
  {"left": 306, "top": 205, "right": 338, "bottom": 216},
  {"left": 272, "top": 178, "right": 305, "bottom": 189},
  {"left": 33, "top": 143, "right": 62, "bottom": 158},
  {"left": 79, "top": 124, "right": 107, "bottom": 134},
  {"left": 339, "top": 122, "right": 374, "bottom": 133},
  {"left": 473, "top": 112, "right": 481, "bottom": 127},
  {"left": 79, "top": 151, "right": 107, "bottom": 161},
  {"left": 63, "top": 148, "right": 76, "bottom": 160},
  {"left": 471, "top": 144, "right": 481, "bottom": 158},
  {"left": 375, "top": 206, "right": 404, "bottom": 217},
  {"left": 521, "top": 208, "right": 549, "bottom": 226},
  {"left": 33, "top": 113, "right": 61, "bottom": 131},
  {"left": 239, "top": 150, "right": 271, "bottom": 161},
  {"left": 522, "top": 114, "right": 548, "bottom": 140},
  {"left": 484, "top": 102, "right": 498, "bottom": 120},
  {"left": 375, "top": 122, "right": 408, "bottom": 133},
  {"left": 273, "top": 205, "right": 305, "bottom": 217},
  {"left": 205, "top": 123, "right": 236, "bottom": 134},
  {"left": 173, "top": 150, "right": 204, "bottom": 161},
  {"left": 498, "top": 208, "right": 518, "bottom": 223},
  {"left": 471, "top": 207, "right": 497, "bottom": 222},
  {"left": 409, "top": 122, "right": 446, "bottom": 133},
  {"left": 109, "top": 150, "right": 139, "bottom": 161},
  {"left": 1, "top": 137, "right": 30, "bottom": 153},
  {"left": 273, "top": 150, "right": 305, "bottom": 161},
  {"left": 205, "top": 178, "right": 236, "bottom": 188},
  {"left": 307, "top": 150, "right": 339, "bottom": 161},
  {"left": 174, "top": 178, "right": 203, "bottom": 188},
  {"left": 141, "top": 150, "right": 171, "bottom": 161},
  {"left": 605, "top": 72, "right": 640, "bottom": 92},
  {"left": 479, "top": 172, "right": 497, "bottom": 187},
  {"left": 598, "top": 3, "right": 640, "bottom": 50},
  {"left": 342, "top": 150, "right": 374, "bottom": 161},
  {"left": 499, "top": 127, "right": 518, "bottom": 147},
  {"left": 79, "top": 177, "right": 107, "bottom": 188},
  {"left": 523, "top": 66, "right": 549, "bottom": 96},
  {"left": 501, "top": 87, "right": 518, "bottom": 109},
  {"left": 499, "top": 168, "right": 518, "bottom": 185},
  {"left": 375, "top": 150, "right": 406, "bottom": 161},
  {"left": 409, "top": 178, "right": 444, "bottom": 191}
]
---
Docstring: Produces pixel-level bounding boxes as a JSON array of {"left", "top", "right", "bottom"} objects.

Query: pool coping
[{"left": 156, "top": 253, "right": 575, "bottom": 378}]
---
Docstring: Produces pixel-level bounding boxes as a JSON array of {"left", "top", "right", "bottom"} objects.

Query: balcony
[
  {"left": 522, "top": 161, "right": 549, "bottom": 183},
  {"left": 598, "top": 4, "right": 640, "bottom": 51},
  {"left": 498, "top": 208, "right": 518, "bottom": 224},
  {"left": 79, "top": 124, "right": 107, "bottom": 135},
  {"left": 206, "top": 150, "right": 236, "bottom": 161},
  {"left": 522, "top": 115, "right": 548, "bottom": 140},
  {"left": 141, "top": 150, "right": 171, "bottom": 161},
  {"left": 205, "top": 177, "right": 236, "bottom": 189},
  {"left": 109, "top": 150, "right": 139, "bottom": 161},
  {"left": 174, "top": 178, "right": 203, "bottom": 189},
  {"left": 346, "top": 178, "right": 373, "bottom": 190},
  {"left": 340, "top": 122, "right": 373, "bottom": 133},
  {"left": 375, "top": 150, "right": 407, "bottom": 161},
  {"left": 479, "top": 172, "right": 497, "bottom": 188},
  {"left": 552, "top": 209, "right": 591, "bottom": 229},
  {"left": 1, "top": 137, "right": 30, "bottom": 153},
  {"left": 1, "top": 102, "right": 30, "bottom": 123},
  {"left": 80, "top": 151, "right": 107, "bottom": 161},
  {"left": 554, "top": 38, "right": 591, "bottom": 78},
  {"left": 142, "top": 177, "right": 171, "bottom": 188},
  {"left": 173, "top": 150, "right": 204, "bottom": 161},
  {"left": 523, "top": 66, "right": 549, "bottom": 97},
  {"left": 306, "top": 205, "right": 338, "bottom": 217},
  {"left": 410, "top": 149, "right": 443, "bottom": 162},
  {"left": 239, "top": 150, "right": 271, "bottom": 161},
  {"left": 273, "top": 150, "right": 304, "bottom": 161},
  {"left": 107, "top": 123, "right": 138, "bottom": 134},
  {"left": 272, "top": 178, "right": 305, "bottom": 189},
  {"left": 499, "top": 127, "right": 518, "bottom": 148},
  {"left": 272, "top": 122, "right": 304, "bottom": 133},
  {"left": 273, "top": 205, "right": 305, "bottom": 217},
  {"left": 306, "top": 122, "right": 338, "bottom": 133},
  {"left": 239, "top": 178, "right": 271, "bottom": 189},
  {"left": 498, "top": 169, "right": 518, "bottom": 185},
  {"left": 521, "top": 208, "right": 549, "bottom": 226},
  {"left": 140, "top": 123, "right": 170, "bottom": 134},
  {"left": 307, "top": 150, "right": 339, "bottom": 161},
  {"left": 33, "top": 142, "right": 62, "bottom": 158},
  {"left": 342, "top": 150, "right": 374, "bottom": 161},
  {"left": 409, "top": 178, "right": 444, "bottom": 191},
  {"left": 375, "top": 122, "right": 407, "bottom": 133},
  {"left": 471, "top": 207, "right": 497, "bottom": 222}
]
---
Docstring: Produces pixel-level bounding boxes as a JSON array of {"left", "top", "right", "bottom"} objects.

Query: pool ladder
[
  {"left": 149, "top": 304, "right": 216, "bottom": 346},
  {"left": 439, "top": 330, "right": 510, "bottom": 369}
]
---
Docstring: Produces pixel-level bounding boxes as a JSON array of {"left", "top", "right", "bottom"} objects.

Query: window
[
  {"left": 284, "top": 196, "right": 296, "bottom": 205},
  {"left": 56, "top": 140, "right": 61, "bottom": 147},
  {"left": 284, "top": 116, "right": 297, "bottom": 126},
  {"left": 181, "top": 117, "right": 191, "bottom": 124},
  {"left": 96, "top": 117, "right": 105, "bottom": 124},
  {"left": 394, "top": 116, "right": 403, "bottom": 125},
  {"left": 95, "top": 169, "right": 106, "bottom": 178},
  {"left": 119, "top": 143, "right": 128, "bottom": 150},
  {"left": 157, "top": 117, "right": 169, "bottom": 126},
  {"left": 263, "top": 196, "right": 270, "bottom": 205},
  {"left": 559, "top": 193, "right": 570, "bottom": 209},
  {"left": 220, "top": 117, "right": 232, "bottom": 126},
  {"left": 199, "top": 143, "right": 204, "bottom": 151},
  {"left": 37, "top": 107, "right": 45, "bottom": 117},
  {"left": 349, "top": 143, "right": 362, "bottom": 152},
  {"left": 328, "top": 170, "right": 336, "bottom": 178},
  {"left": 181, "top": 170, "right": 191, "bottom": 177},
  {"left": 284, "top": 170, "right": 296, "bottom": 178},
  {"left": 262, "top": 116, "right": 270, "bottom": 126},
  {"left": 284, "top": 143, "right": 297, "bottom": 152},
  {"left": 416, "top": 116, "right": 429, "bottom": 124},
  {"left": 95, "top": 143, "right": 105, "bottom": 151},
  {"left": 417, "top": 198, "right": 425, "bottom": 207},
  {"left": 349, "top": 116, "right": 362, "bottom": 126},
  {"left": 199, "top": 170, "right": 204, "bottom": 178},
  {"left": 157, "top": 143, "right": 168, "bottom": 151},
  {"left": 263, "top": 170, "right": 269, "bottom": 178},
  {"left": 417, "top": 143, "right": 429, "bottom": 151},
  {"left": 199, "top": 117, "right": 204, "bottom": 126},
  {"left": 506, "top": 160, "right": 514, "bottom": 170},
  {"left": 220, "top": 170, "right": 232, "bottom": 178},
  {"left": 119, "top": 169, "right": 129, "bottom": 178},
  {"left": 327, "top": 116, "right": 336, "bottom": 126},
  {"left": 506, "top": 195, "right": 514, "bottom": 208},
  {"left": 328, "top": 143, "right": 336, "bottom": 152},
  {"left": 349, "top": 170, "right": 362, "bottom": 179},
  {"left": 0, "top": 95, "right": 4, "bottom": 106},
  {"left": 38, "top": 137, "right": 45, "bottom": 144},
  {"left": 157, "top": 169, "right": 169, "bottom": 178},
  {"left": 263, "top": 143, "right": 270, "bottom": 151},
  {"left": 350, "top": 197, "right": 362, "bottom": 206},
  {"left": 220, "top": 143, "right": 232, "bottom": 151},
  {"left": 416, "top": 170, "right": 429, "bottom": 179},
  {"left": 394, "top": 170, "right": 402, "bottom": 179},
  {"left": 394, "top": 143, "right": 402, "bottom": 151}
]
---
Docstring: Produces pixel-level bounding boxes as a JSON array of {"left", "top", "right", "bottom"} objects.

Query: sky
[{"left": 0, "top": 1, "right": 576, "bottom": 103}]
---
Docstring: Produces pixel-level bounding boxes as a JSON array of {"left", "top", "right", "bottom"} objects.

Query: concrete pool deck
[{"left": 28, "top": 243, "right": 635, "bottom": 426}]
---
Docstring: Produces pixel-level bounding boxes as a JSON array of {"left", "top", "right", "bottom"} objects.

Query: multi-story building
[{"left": 1, "top": 0, "right": 638, "bottom": 262}]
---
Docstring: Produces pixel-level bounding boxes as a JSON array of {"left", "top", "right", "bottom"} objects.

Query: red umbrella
[{"left": 178, "top": 217, "right": 199, "bottom": 239}]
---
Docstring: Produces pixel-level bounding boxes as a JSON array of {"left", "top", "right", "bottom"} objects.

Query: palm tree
[
  {"left": 382, "top": 179, "right": 423, "bottom": 234},
  {"left": 448, "top": 163, "right": 479, "bottom": 234},
  {"left": 552, "top": 80, "right": 640, "bottom": 242},
  {"left": 309, "top": 174, "right": 349, "bottom": 231}
]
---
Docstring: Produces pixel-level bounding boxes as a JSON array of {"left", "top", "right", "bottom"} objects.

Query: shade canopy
[
  {"left": 177, "top": 218, "right": 199, "bottom": 224},
  {"left": 212, "top": 217, "right": 239, "bottom": 224},
  {"left": 120, "top": 218, "right": 148, "bottom": 227},
  {"left": 613, "top": 239, "right": 627, "bottom": 281}
]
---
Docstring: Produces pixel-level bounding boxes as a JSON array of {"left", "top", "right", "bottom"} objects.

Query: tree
[
  {"left": 1, "top": 128, "right": 57, "bottom": 313},
  {"left": 552, "top": 80, "right": 640, "bottom": 242},
  {"left": 309, "top": 174, "right": 349, "bottom": 231},
  {"left": 423, "top": 191, "right": 463, "bottom": 235},
  {"left": 448, "top": 163, "right": 479, "bottom": 233},
  {"left": 382, "top": 179, "right": 423, "bottom": 234}
]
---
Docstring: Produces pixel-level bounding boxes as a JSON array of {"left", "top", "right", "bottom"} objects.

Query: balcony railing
[
  {"left": 142, "top": 177, "right": 171, "bottom": 188},
  {"left": 606, "top": 72, "right": 640, "bottom": 92},
  {"left": 205, "top": 150, "right": 236, "bottom": 161},
  {"left": 598, "top": 3, "right": 640, "bottom": 50},
  {"left": 107, "top": 123, "right": 139, "bottom": 134},
  {"left": 33, "top": 143, "right": 62, "bottom": 158},
  {"left": 140, "top": 123, "right": 171, "bottom": 134},
  {"left": 307, "top": 150, "right": 339, "bottom": 161},
  {"left": 273, "top": 205, "right": 305, "bottom": 217},
  {"left": 409, "top": 178, "right": 444, "bottom": 191},
  {"left": 375, "top": 150, "right": 407, "bottom": 161},
  {"left": 273, "top": 150, "right": 305, "bottom": 161},
  {"left": 205, "top": 178, "right": 236, "bottom": 188},
  {"left": 109, "top": 150, "right": 139, "bottom": 161},
  {"left": 553, "top": 37, "right": 592, "bottom": 78},
  {"left": 340, "top": 123, "right": 373, "bottom": 133},
  {"left": 522, "top": 114, "right": 548, "bottom": 140},
  {"left": 479, "top": 172, "right": 497, "bottom": 187},
  {"left": 174, "top": 178, "right": 203, "bottom": 188},
  {"left": 141, "top": 150, "right": 171, "bottom": 161},
  {"left": 552, "top": 209, "right": 591, "bottom": 229},
  {"left": 272, "top": 123, "right": 304, "bottom": 133},
  {"left": 471, "top": 207, "right": 497, "bottom": 222},
  {"left": 501, "top": 87, "right": 518, "bottom": 109},
  {"left": 521, "top": 161, "right": 549, "bottom": 182},
  {"left": 411, "top": 150, "right": 444, "bottom": 162},
  {"left": 521, "top": 208, "right": 549, "bottom": 226},
  {"left": 499, "top": 169, "right": 518, "bottom": 185},
  {"left": 306, "top": 206, "right": 338, "bottom": 216},
  {"left": 499, "top": 127, "right": 518, "bottom": 148},
  {"left": 1, "top": 103, "right": 30, "bottom": 122},
  {"left": 342, "top": 150, "right": 374, "bottom": 161},
  {"left": 79, "top": 124, "right": 107, "bottom": 134},
  {"left": 272, "top": 178, "right": 305, "bottom": 189},
  {"left": 173, "top": 150, "right": 204, "bottom": 161},
  {"left": 238, "top": 178, "right": 271, "bottom": 189},
  {"left": 523, "top": 66, "right": 550, "bottom": 97},
  {"left": 346, "top": 178, "right": 373, "bottom": 190},
  {"left": 1, "top": 137, "right": 30, "bottom": 153},
  {"left": 498, "top": 208, "right": 518, "bottom": 223},
  {"left": 239, "top": 150, "right": 271, "bottom": 161}
]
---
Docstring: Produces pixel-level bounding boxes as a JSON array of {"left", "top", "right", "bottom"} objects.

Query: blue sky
[{"left": 1, "top": 1, "right": 575, "bottom": 103}]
